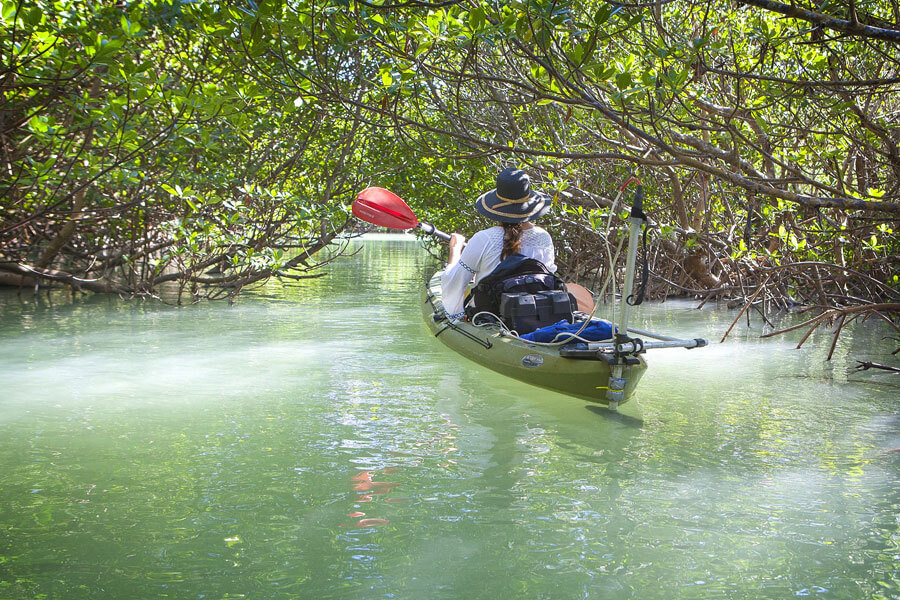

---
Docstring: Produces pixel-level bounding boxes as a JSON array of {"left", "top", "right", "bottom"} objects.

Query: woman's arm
[
  {"left": 441, "top": 232, "right": 482, "bottom": 318},
  {"left": 447, "top": 233, "right": 466, "bottom": 266}
]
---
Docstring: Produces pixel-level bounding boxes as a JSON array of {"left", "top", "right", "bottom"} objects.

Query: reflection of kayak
[{"left": 423, "top": 270, "right": 648, "bottom": 406}]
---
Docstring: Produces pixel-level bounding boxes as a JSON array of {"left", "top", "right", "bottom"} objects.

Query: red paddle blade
[{"left": 352, "top": 187, "right": 419, "bottom": 230}]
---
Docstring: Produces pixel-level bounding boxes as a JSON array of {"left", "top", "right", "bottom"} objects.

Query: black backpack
[{"left": 464, "top": 253, "right": 569, "bottom": 321}]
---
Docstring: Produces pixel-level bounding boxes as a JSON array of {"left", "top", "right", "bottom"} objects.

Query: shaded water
[{"left": 1, "top": 235, "right": 897, "bottom": 599}]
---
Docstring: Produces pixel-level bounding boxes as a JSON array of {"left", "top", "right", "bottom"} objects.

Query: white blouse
[{"left": 440, "top": 225, "right": 556, "bottom": 319}]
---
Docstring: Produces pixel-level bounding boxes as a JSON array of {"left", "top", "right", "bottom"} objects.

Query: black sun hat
[{"left": 475, "top": 168, "right": 552, "bottom": 223}]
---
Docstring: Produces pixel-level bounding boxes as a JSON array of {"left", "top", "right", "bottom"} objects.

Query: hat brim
[{"left": 475, "top": 190, "right": 552, "bottom": 223}]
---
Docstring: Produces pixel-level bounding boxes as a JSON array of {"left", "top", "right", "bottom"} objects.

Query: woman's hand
[{"left": 447, "top": 233, "right": 466, "bottom": 265}]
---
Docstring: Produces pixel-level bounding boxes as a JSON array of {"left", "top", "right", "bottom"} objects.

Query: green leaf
[
  {"left": 594, "top": 5, "right": 612, "bottom": 26},
  {"left": 28, "top": 116, "right": 48, "bottom": 133},
  {"left": 26, "top": 6, "right": 41, "bottom": 26},
  {"left": 591, "top": 63, "right": 615, "bottom": 81},
  {"left": 468, "top": 7, "right": 485, "bottom": 32},
  {"left": 516, "top": 17, "right": 532, "bottom": 42},
  {"left": 93, "top": 38, "right": 124, "bottom": 64},
  {"left": 568, "top": 43, "right": 584, "bottom": 65},
  {"left": 1, "top": 1, "right": 16, "bottom": 23},
  {"left": 426, "top": 10, "right": 443, "bottom": 35},
  {"left": 415, "top": 41, "right": 432, "bottom": 57}
]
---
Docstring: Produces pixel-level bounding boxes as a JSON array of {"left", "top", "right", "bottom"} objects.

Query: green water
[{"left": 1, "top": 236, "right": 897, "bottom": 599}]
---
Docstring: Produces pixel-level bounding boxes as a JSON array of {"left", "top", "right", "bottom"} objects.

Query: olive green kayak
[{"left": 422, "top": 271, "right": 647, "bottom": 406}]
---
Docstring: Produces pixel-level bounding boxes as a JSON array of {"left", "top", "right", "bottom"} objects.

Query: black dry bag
[{"left": 464, "top": 253, "right": 574, "bottom": 333}]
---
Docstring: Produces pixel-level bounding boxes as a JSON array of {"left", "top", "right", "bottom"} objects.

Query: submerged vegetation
[{"left": 1, "top": 0, "right": 898, "bottom": 343}]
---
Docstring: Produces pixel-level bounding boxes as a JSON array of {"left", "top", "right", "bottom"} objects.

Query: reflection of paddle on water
[
  {"left": 343, "top": 469, "right": 402, "bottom": 527},
  {"left": 342, "top": 419, "right": 459, "bottom": 528},
  {"left": 350, "top": 469, "right": 401, "bottom": 501}
]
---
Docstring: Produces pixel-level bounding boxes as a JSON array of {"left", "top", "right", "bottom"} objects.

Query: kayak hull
[{"left": 422, "top": 272, "right": 647, "bottom": 405}]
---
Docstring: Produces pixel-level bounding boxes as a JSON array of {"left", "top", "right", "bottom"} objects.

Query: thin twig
[{"left": 720, "top": 275, "right": 770, "bottom": 343}]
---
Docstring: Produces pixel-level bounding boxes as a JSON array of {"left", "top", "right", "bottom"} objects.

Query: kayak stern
[{"left": 422, "top": 272, "right": 646, "bottom": 406}]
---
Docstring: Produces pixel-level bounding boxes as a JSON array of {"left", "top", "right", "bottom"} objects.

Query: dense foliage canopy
[{"left": 1, "top": 0, "right": 898, "bottom": 310}]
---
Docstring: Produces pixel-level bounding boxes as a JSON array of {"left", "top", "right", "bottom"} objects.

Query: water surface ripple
[{"left": 0, "top": 236, "right": 897, "bottom": 599}]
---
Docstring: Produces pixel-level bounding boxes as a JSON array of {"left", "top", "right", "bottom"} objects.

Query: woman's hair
[{"left": 501, "top": 222, "right": 524, "bottom": 260}]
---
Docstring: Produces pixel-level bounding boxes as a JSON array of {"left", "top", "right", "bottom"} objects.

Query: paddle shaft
[{"left": 417, "top": 222, "right": 451, "bottom": 242}]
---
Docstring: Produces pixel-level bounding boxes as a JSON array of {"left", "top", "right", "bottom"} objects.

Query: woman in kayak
[{"left": 442, "top": 167, "right": 556, "bottom": 320}]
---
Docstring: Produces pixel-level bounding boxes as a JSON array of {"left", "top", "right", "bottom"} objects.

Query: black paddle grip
[{"left": 418, "top": 222, "right": 451, "bottom": 242}]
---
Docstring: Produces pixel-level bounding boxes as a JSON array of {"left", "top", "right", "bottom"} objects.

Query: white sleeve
[
  {"left": 526, "top": 229, "right": 556, "bottom": 273},
  {"left": 441, "top": 232, "right": 486, "bottom": 318},
  {"left": 542, "top": 232, "right": 557, "bottom": 273}
]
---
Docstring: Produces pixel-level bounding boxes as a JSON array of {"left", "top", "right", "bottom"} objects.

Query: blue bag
[{"left": 520, "top": 319, "right": 615, "bottom": 343}]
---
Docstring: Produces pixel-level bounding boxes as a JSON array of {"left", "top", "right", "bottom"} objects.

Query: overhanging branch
[{"left": 740, "top": 0, "right": 900, "bottom": 43}]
